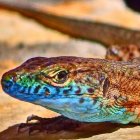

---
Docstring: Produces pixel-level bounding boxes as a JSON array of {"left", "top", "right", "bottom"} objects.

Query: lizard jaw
[{"left": 1, "top": 71, "right": 47, "bottom": 102}]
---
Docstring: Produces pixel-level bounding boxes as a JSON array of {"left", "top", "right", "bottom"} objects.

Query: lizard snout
[{"left": 1, "top": 70, "right": 17, "bottom": 94}]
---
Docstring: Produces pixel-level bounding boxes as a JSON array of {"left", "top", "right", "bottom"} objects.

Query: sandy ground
[{"left": 1, "top": 0, "right": 140, "bottom": 139}]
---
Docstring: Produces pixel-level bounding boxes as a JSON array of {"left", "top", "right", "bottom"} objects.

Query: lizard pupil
[
  {"left": 57, "top": 71, "right": 68, "bottom": 82},
  {"left": 57, "top": 71, "right": 68, "bottom": 81}
]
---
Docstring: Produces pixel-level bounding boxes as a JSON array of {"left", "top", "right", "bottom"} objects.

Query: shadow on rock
[{"left": 0, "top": 116, "right": 138, "bottom": 140}]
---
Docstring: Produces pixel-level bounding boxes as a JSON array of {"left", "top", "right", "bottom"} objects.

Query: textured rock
[{"left": 0, "top": 121, "right": 130, "bottom": 140}]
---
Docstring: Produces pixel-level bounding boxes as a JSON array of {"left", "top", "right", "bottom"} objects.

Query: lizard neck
[
  {"left": 103, "top": 63, "right": 140, "bottom": 122},
  {"left": 102, "top": 60, "right": 140, "bottom": 101}
]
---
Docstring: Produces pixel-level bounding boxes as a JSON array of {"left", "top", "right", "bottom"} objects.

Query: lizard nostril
[
  {"left": 2, "top": 73, "right": 12, "bottom": 81},
  {"left": 1, "top": 71, "right": 17, "bottom": 92},
  {"left": 2, "top": 70, "right": 17, "bottom": 82},
  {"left": 1, "top": 79, "right": 13, "bottom": 94}
]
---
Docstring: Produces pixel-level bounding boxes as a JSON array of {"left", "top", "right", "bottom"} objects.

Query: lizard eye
[
  {"left": 53, "top": 70, "right": 68, "bottom": 84},
  {"left": 40, "top": 69, "right": 70, "bottom": 87}
]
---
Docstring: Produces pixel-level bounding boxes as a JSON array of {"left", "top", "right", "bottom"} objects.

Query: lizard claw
[
  {"left": 28, "top": 125, "right": 44, "bottom": 135},
  {"left": 17, "top": 114, "right": 43, "bottom": 134},
  {"left": 26, "top": 114, "right": 41, "bottom": 123},
  {"left": 17, "top": 123, "right": 33, "bottom": 133},
  {"left": 17, "top": 115, "right": 82, "bottom": 135}
]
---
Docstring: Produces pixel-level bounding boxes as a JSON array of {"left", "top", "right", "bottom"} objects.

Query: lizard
[
  {"left": 2, "top": 56, "right": 140, "bottom": 125},
  {"left": 1, "top": 0, "right": 140, "bottom": 134}
]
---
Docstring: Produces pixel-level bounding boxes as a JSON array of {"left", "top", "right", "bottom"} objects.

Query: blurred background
[{"left": 0, "top": 0, "right": 140, "bottom": 136}]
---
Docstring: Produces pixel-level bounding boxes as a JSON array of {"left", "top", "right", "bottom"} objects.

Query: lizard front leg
[{"left": 18, "top": 115, "right": 83, "bottom": 135}]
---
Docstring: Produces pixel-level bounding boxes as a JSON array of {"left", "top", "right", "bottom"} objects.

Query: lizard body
[
  {"left": 1, "top": 1, "right": 140, "bottom": 125},
  {"left": 2, "top": 56, "right": 140, "bottom": 124}
]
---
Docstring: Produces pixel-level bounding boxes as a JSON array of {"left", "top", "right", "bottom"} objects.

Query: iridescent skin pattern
[{"left": 2, "top": 56, "right": 140, "bottom": 124}]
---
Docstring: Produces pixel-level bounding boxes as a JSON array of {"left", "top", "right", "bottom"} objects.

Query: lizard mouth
[
  {"left": 1, "top": 72, "right": 51, "bottom": 102},
  {"left": 1, "top": 75, "right": 14, "bottom": 95},
  {"left": 1, "top": 79, "right": 23, "bottom": 99},
  {"left": 1, "top": 69, "right": 50, "bottom": 94},
  {"left": 1, "top": 79, "right": 48, "bottom": 102},
  {"left": 1, "top": 70, "right": 16, "bottom": 92}
]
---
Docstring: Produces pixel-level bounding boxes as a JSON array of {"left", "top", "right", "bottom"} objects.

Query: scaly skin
[
  {"left": 1, "top": 0, "right": 140, "bottom": 128},
  {"left": 2, "top": 56, "right": 140, "bottom": 124},
  {"left": 106, "top": 44, "right": 140, "bottom": 61}
]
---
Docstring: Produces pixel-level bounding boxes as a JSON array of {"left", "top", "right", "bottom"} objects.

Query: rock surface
[{"left": 0, "top": 121, "right": 136, "bottom": 140}]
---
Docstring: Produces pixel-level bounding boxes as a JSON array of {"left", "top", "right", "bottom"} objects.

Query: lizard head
[{"left": 1, "top": 56, "right": 115, "bottom": 122}]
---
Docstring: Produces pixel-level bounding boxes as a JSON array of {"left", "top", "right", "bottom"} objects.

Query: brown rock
[{"left": 0, "top": 121, "right": 126, "bottom": 140}]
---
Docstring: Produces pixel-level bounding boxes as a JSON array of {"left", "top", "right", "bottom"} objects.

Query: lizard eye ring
[
  {"left": 53, "top": 70, "right": 68, "bottom": 84},
  {"left": 40, "top": 69, "right": 70, "bottom": 87}
]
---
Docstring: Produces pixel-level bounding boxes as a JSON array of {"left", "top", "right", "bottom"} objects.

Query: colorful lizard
[
  {"left": 2, "top": 56, "right": 140, "bottom": 124},
  {"left": 1, "top": 0, "right": 140, "bottom": 133}
]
